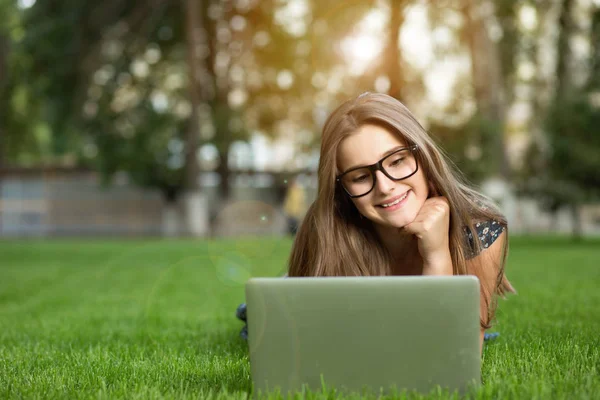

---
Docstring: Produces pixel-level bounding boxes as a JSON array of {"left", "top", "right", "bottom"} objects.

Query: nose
[{"left": 373, "top": 170, "right": 395, "bottom": 194}]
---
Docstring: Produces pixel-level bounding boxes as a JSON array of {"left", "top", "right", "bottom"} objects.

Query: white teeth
[{"left": 381, "top": 192, "right": 408, "bottom": 208}]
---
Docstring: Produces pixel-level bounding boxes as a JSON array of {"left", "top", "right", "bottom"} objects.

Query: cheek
[
  {"left": 413, "top": 171, "right": 431, "bottom": 198},
  {"left": 425, "top": 179, "right": 437, "bottom": 197},
  {"left": 351, "top": 198, "right": 370, "bottom": 213}
]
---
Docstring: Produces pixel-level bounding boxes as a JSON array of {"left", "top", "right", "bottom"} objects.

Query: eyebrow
[{"left": 343, "top": 145, "right": 406, "bottom": 172}]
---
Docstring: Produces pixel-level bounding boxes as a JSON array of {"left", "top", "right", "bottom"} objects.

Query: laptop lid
[{"left": 245, "top": 276, "right": 481, "bottom": 396}]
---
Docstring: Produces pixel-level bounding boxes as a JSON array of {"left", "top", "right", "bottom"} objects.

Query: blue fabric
[
  {"left": 464, "top": 220, "right": 506, "bottom": 259},
  {"left": 484, "top": 332, "right": 500, "bottom": 341},
  {"left": 236, "top": 302, "right": 247, "bottom": 322},
  {"left": 237, "top": 303, "right": 248, "bottom": 339}
]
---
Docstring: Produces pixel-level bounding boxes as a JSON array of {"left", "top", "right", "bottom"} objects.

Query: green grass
[{"left": 1, "top": 236, "right": 599, "bottom": 399}]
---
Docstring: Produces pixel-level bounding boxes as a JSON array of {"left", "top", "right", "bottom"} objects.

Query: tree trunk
[
  {"left": 463, "top": 0, "right": 510, "bottom": 179},
  {"left": 0, "top": 32, "right": 8, "bottom": 169},
  {"left": 587, "top": 6, "right": 600, "bottom": 91},
  {"left": 162, "top": 198, "right": 182, "bottom": 237},
  {"left": 184, "top": 0, "right": 207, "bottom": 192},
  {"left": 570, "top": 203, "right": 582, "bottom": 241},
  {"left": 529, "top": 3, "right": 558, "bottom": 148},
  {"left": 182, "top": 0, "right": 211, "bottom": 237},
  {"left": 208, "top": 1, "right": 232, "bottom": 204},
  {"left": 218, "top": 147, "right": 230, "bottom": 201},
  {"left": 160, "top": 188, "right": 209, "bottom": 237},
  {"left": 0, "top": 31, "right": 8, "bottom": 232},
  {"left": 556, "top": 0, "right": 574, "bottom": 96},
  {"left": 386, "top": 0, "right": 405, "bottom": 102}
]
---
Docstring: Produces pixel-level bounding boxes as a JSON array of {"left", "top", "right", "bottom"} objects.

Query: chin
[
  {"left": 375, "top": 211, "right": 418, "bottom": 229},
  {"left": 388, "top": 218, "right": 413, "bottom": 229}
]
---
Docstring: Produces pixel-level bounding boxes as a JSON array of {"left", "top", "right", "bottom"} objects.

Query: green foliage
[
  {"left": 2, "top": 0, "right": 562, "bottom": 194},
  {"left": 4, "top": 0, "right": 285, "bottom": 197},
  {"left": 1, "top": 237, "right": 599, "bottom": 399},
  {"left": 493, "top": 0, "right": 520, "bottom": 101},
  {"left": 0, "top": 0, "right": 48, "bottom": 165},
  {"left": 428, "top": 113, "right": 504, "bottom": 185},
  {"left": 15, "top": 0, "right": 195, "bottom": 193},
  {"left": 519, "top": 93, "right": 600, "bottom": 211}
]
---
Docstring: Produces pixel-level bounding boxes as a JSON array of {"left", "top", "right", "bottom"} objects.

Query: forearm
[{"left": 422, "top": 248, "right": 453, "bottom": 276}]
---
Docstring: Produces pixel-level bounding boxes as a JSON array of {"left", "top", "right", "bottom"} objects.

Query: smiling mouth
[{"left": 378, "top": 191, "right": 410, "bottom": 208}]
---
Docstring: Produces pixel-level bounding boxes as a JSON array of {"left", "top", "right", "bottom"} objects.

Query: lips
[{"left": 377, "top": 190, "right": 410, "bottom": 208}]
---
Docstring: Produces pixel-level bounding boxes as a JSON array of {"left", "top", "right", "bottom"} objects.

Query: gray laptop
[{"left": 245, "top": 276, "right": 481, "bottom": 397}]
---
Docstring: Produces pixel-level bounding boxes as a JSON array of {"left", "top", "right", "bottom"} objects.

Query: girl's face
[{"left": 336, "top": 123, "right": 430, "bottom": 229}]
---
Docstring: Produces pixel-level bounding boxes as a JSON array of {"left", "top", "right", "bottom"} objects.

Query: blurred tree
[
  {"left": 183, "top": 0, "right": 205, "bottom": 194},
  {"left": 589, "top": 3, "right": 600, "bottom": 90},
  {"left": 428, "top": 114, "right": 504, "bottom": 184},
  {"left": 0, "top": 0, "right": 8, "bottom": 168},
  {"left": 555, "top": 0, "right": 575, "bottom": 97},
  {"left": 538, "top": 95, "right": 600, "bottom": 237},
  {"left": 460, "top": 0, "right": 511, "bottom": 179},
  {"left": 66, "top": 0, "right": 193, "bottom": 203},
  {"left": 17, "top": 0, "right": 163, "bottom": 161},
  {"left": 0, "top": 0, "right": 47, "bottom": 166},
  {"left": 9, "top": 0, "right": 254, "bottom": 204},
  {"left": 385, "top": 0, "right": 406, "bottom": 101},
  {"left": 519, "top": 0, "right": 600, "bottom": 239},
  {"left": 183, "top": 0, "right": 256, "bottom": 201},
  {"left": 238, "top": 0, "right": 388, "bottom": 175},
  {"left": 336, "top": 0, "right": 412, "bottom": 103},
  {"left": 242, "top": 0, "right": 424, "bottom": 160},
  {"left": 424, "top": 0, "right": 517, "bottom": 184},
  {"left": 244, "top": 1, "right": 377, "bottom": 128},
  {"left": 359, "top": 0, "right": 427, "bottom": 108}
]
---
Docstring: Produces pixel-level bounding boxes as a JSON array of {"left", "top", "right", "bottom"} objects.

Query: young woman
[{"left": 237, "top": 92, "right": 515, "bottom": 352}]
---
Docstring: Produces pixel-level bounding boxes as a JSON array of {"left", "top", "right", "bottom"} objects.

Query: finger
[
  {"left": 421, "top": 200, "right": 449, "bottom": 216},
  {"left": 423, "top": 196, "right": 449, "bottom": 207},
  {"left": 403, "top": 220, "right": 427, "bottom": 237},
  {"left": 402, "top": 223, "right": 422, "bottom": 238},
  {"left": 419, "top": 197, "right": 448, "bottom": 213},
  {"left": 411, "top": 209, "right": 441, "bottom": 222}
]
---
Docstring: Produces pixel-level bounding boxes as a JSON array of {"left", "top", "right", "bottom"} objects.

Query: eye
[
  {"left": 389, "top": 157, "right": 405, "bottom": 166},
  {"left": 352, "top": 175, "right": 369, "bottom": 183}
]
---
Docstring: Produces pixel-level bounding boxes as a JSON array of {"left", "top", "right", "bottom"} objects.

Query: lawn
[{"left": 0, "top": 236, "right": 599, "bottom": 399}]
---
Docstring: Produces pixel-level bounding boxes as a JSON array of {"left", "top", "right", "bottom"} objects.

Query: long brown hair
[{"left": 287, "top": 93, "right": 515, "bottom": 329}]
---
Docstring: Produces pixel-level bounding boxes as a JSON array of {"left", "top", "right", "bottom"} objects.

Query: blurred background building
[{"left": 1, "top": 0, "right": 599, "bottom": 238}]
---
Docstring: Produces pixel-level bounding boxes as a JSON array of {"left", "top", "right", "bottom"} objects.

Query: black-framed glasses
[{"left": 336, "top": 145, "right": 419, "bottom": 198}]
